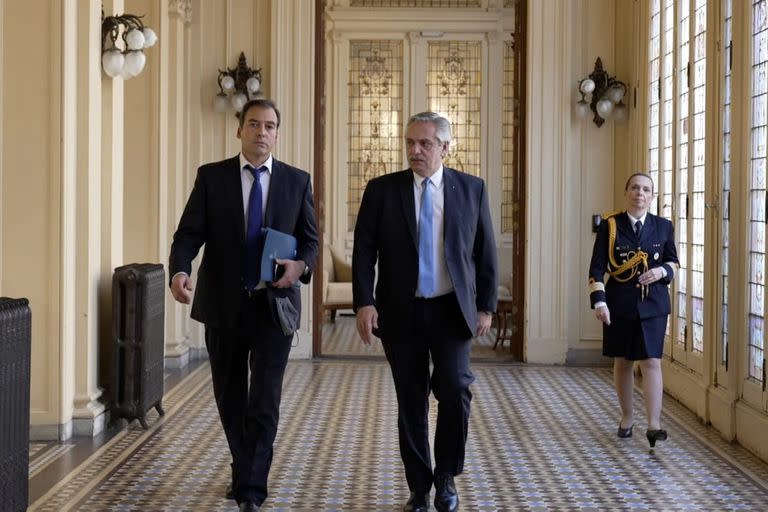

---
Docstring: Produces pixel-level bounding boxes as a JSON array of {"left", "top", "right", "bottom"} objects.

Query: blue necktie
[
  {"left": 418, "top": 178, "right": 435, "bottom": 297},
  {"left": 244, "top": 165, "right": 266, "bottom": 288},
  {"left": 634, "top": 220, "right": 642, "bottom": 238}
]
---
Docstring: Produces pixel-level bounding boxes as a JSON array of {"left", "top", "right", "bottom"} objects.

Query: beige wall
[
  {"left": 2, "top": 0, "right": 67, "bottom": 436},
  {"left": 124, "top": 0, "right": 160, "bottom": 266}
]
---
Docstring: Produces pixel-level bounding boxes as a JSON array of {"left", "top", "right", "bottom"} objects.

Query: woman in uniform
[{"left": 588, "top": 172, "right": 679, "bottom": 448}]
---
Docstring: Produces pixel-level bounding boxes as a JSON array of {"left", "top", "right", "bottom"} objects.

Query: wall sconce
[
  {"left": 214, "top": 52, "right": 263, "bottom": 114},
  {"left": 101, "top": 12, "right": 157, "bottom": 79},
  {"left": 575, "top": 57, "right": 628, "bottom": 127}
]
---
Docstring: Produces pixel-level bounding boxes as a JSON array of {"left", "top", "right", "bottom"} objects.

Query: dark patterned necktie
[
  {"left": 634, "top": 220, "right": 642, "bottom": 238},
  {"left": 244, "top": 165, "right": 266, "bottom": 288}
]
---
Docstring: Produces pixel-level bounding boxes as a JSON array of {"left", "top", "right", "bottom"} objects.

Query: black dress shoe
[
  {"left": 646, "top": 429, "right": 668, "bottom": 448},
  {"left": 434, "top": 473, "right": 459, "bottom": 512},
  {"left": 403, "top": 491, "right": 429, "bottom": 512},
  {"left": 225, "top": 482, "right": 234, "bottom": 500},
  {"left": 239, "top": 502, "right": 260, "bottom": 512},
  {"left": 617, "top": 422, "right": 634, "bottom": 438}
]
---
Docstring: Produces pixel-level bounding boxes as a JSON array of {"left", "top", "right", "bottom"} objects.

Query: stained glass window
[
  {"left": 427, "top": 41, "right": 482, "bottom": 177},
  {"left": 690, "top": 0, "right": 706, "bottom": 353},
  {"left": 650, "top": 0, "right": 710, "bottom": 358},
  {"left": 676, "top": 0, "right": 691, "bottom": 348},
  {"left": 750, "top": 0, "right": 768, "bottom": 383},
  {"left": 351, "top": 0, "right": 480, "bottom": 6},
  {"left": 347, "top": 40, "right": 404, "bottom": 229},
  {"left": 662, "top": 0, "right": 675, "bottom": 220},
  {"left": 721, "top": 0, "right": 733, "bottom": 366},
  {"left": 502, "top": 40, "right": 516, "bottom": 233},
  {"left": 649, "top": 0, "right": 662, "bottom": 216}
]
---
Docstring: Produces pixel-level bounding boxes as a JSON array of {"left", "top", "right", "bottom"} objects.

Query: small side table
[{"left": 494, "top": 298, "right": 523, "bottom": 360}]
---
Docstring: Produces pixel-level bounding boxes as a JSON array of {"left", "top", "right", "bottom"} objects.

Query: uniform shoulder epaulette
[{"left": 601, "top": 209, "right": 624, "bottom": 220}]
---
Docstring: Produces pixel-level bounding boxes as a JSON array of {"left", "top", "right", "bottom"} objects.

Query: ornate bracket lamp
[
  {"left": 214, "top": 52, "right": 263, "bottom": 114},
  {"left": 575, "top": 57, "right": 628, "bottom": 127},
  {"left": 101, "top": 12, "right": 157, "bottom": 79}
]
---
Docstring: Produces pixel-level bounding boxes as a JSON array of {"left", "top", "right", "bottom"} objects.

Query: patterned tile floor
[
  {"left": 321, "top": 315, "right": 517, "bottom": 361},
  {"left": 27, "top": 361, "right": 768, "bottom": 511}
]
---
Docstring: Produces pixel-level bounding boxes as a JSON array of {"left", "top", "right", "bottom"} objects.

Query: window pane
[
  {"left": 502, "top": 40, "right": 516, "bottom": 234},
  {"left": 649, "top": 3, "right": 662, "bottom": 214},
  {"left": 427, "top": 41, "right": 482, "bottom": 176},
  {"left": 347, "top": 40, "right": 404, "bottom": 230},
  {"left": 750, "top": 0, "right": 768, "bottom": 382},
  {"left": 661, "top": 0, "right": 674, "bottom": 219},
  {"left": 721, "top": 0, "right": 733, "bottom": 366}
]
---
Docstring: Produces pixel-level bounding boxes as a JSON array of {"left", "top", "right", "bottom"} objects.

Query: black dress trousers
[
  {"left": 382, "top": 292, "right": 474, "bottom": 493},
  {"left": 204, "top": 289, "right": 293, "bottom": 505}
]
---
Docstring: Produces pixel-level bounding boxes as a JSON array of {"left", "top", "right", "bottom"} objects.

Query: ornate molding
[
  {"left": 487, "top": 29, "right": 500, "bottom": 44},
  {"left": 169, "top": 0, "right": 192, "bottom": 25},
  {"left": 327, "top": 29, "right": 344, "bottom": 44}
]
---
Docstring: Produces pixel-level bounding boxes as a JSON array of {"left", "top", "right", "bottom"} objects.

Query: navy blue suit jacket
[
  {"left": 169, "top": 155, "right": 319, "bottom": 328},
  {"left": 352, "top": 168, "right": 498, "bottom": 339},
  {"left": 588, "top": 211, "right": 678, "bottom": 320}
]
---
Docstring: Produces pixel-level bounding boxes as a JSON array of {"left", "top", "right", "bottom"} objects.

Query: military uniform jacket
[{"left": 588, "top": 211, "right": 679, "bottom": 320}]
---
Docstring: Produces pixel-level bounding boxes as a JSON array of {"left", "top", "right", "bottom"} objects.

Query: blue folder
[{"left": 260, "top": 227, "right": 297, "bottom": 281}]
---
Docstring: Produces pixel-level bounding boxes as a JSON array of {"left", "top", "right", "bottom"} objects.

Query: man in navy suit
[
  {"left": 169, "top": 99, "right": 318, "bottom": 512},
  {"left": 353, "top": 112, "right": 497, "bottom": 512}
]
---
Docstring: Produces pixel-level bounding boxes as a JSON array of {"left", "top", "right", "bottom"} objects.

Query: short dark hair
[
  {"left": 624, "top": 172, "right": 654, "bottom": 192},
  {"left": 238, "top": 99, "right": 281, "bottom": 129}
]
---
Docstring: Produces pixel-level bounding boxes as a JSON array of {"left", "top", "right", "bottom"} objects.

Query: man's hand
[
  {"left": 476, "top": 311, "right": 492, "bottom": 337},
  {"left": 356, "top": 305, "right": 379, "bottom": 345},
  {"left": 171, "top": 273, "right": 194, "bottom": 304},
  {"left": 271, "top": 259, "right": 306, "bottom": 288},
  {"left": 595, "top": 305, "right": 611, "bottom": 325}
]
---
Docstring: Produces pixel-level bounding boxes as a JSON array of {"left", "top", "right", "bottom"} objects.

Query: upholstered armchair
[{"left": 321, "top": 243, "right": 353, "bottom": 322}]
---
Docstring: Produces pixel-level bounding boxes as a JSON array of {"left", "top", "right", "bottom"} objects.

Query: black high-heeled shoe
[
  {"left": 617, "top": 423, "right": 634, "bottom": 438},
  {"left": 646, "top": 429, "right": 668, "bottom": 447}
]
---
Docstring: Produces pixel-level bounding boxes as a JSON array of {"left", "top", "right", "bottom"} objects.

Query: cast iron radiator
[
  {"left": 112, "top": 263, "right": 166, "bottom": 429},
  {"left": 0, "top": 297, "right": 31, "bottom": 512}
]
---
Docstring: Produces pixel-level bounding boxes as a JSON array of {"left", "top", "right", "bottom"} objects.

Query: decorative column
[
  {"left": 271, "top": 0, "right": 315, "bottom": 358},
  {"left": 160, "top": 0, "right": 193, "bottom": 368},
  {"left": 326, "top": 30, "right": 348, "bottom": 245},
  {"left": 72, "top": 0, "right": 106, "bottom": 437},
  {"left": 53, "top": 0, "right": 78, "bottom": 441},
  {"left": 485, "top": 29, "right": 504, "bottom": 238},
  {"left": 407, "top": 31, "right": 426, "bottom": 111},
  {"left": 98, "top": 0, "right": 126, "bottom": 398},
  {"left": 525, "top": 0, "right": 570, "bottom": 363}
]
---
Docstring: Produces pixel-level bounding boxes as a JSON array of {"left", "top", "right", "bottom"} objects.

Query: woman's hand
[
  {"left": 595, "top": 305, "right": 611, "bottom": 325},
  {"left": 638, "top": 267, "right": 663, "bottom": 286}
]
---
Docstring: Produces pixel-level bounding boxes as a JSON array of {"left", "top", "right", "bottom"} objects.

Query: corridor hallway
[{"left": 25, "top": 359, "right": 768, "bottom": 511}]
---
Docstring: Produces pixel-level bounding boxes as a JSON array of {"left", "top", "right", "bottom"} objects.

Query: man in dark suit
[
  {"left": 169, "top": 99, "right": 318, "bottom": 512},
  {"left": 353, "top": 112, "right": 497, "bottom": 512}
]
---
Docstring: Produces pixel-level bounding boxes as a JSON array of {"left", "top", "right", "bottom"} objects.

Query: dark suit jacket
[
  {"left": 588, "top": 211, "right": 678, "bottom": 320},
  {"left": 169, "top": 155, "right": 319, "bottom": 329},
  {"left": 352, "top": 167, "right": 498, "bottom": 339}
]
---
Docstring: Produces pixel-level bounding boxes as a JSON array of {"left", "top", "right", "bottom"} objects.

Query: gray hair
[{"left": 407, "top": 112, "right": 452, "bottom": 144}]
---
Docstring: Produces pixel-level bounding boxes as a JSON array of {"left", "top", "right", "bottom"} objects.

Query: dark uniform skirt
[{"left": 603, "top": 315, "right": 668, "bottom": 360}]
